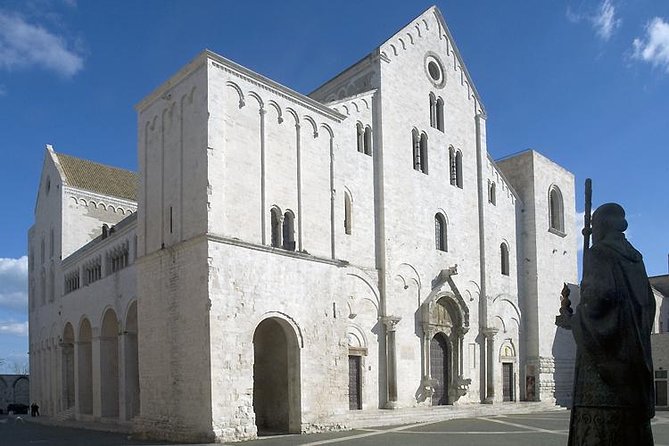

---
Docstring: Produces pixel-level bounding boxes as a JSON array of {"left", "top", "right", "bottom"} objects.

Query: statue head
[{"left": 591, "top": 202, "right": 627, "bottom": 242}]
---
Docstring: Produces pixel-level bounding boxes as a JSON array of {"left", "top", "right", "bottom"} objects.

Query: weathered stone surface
[{"left": 27, "top": 5, "right": 577, "bottom": 443}]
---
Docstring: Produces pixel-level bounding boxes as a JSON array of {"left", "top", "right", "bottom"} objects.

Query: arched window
[
  {"left": 435, "top": 214, "right": 447, "bottom": 252},
  {"left": 489, "top": 181, "right": 496, "bottom": 205},
  {"left": 344, "top": 192, "right": 352, "bottom": 235},
  {"left": 429, "top": 93, "right": 437, "bottom": 128},
  {"left": 270, "top": 208, "right": 282, "bottom": 248},
  {"left": 412, "top": 129, "right": 420, "bottom": 171},
  {"left": 356, "top": 123, "right": 364, "bottom": 153},
  {"left": 364, "top": 126, "right": 372, "bottom": 156},
  {"left": 419, "top": 132, "right": 428, "bottom": 174},
  {"left": 450, "top": 148, "right": 463, "bottom": 187},
  {"left": 283, "top": 211, "right": 295, "bottom": 251},
  {"left": 436, "top": 97, "right": 444, "bottom": 132},
  {"left": 500, "top": 243, "right": 510, "bottom": 276},
  {"left": 549, "top": 186, "right": 564, "bottom": 233}
]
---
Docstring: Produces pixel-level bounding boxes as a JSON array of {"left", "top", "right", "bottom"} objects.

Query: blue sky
[{"left": 0, "top": 0, "right": 667, "bottom": 372}]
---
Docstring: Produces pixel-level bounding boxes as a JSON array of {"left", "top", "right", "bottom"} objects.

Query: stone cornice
[{"left": 206, "top": 51, "right": 346, "bottom": 122}]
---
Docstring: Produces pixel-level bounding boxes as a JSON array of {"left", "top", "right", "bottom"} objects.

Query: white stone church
[{"left": 28, "top": 5, "right": 578, "bottom": 443}]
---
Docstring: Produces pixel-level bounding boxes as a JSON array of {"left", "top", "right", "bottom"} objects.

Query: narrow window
[
  {"left": 412, "top": 129, "right": 421, "bottom": 171},
  {"left": 429, "top": 93, "right": 437, "bottom": 128},
  {"left": 356, "top": 123, "right": 364, "bottom": 153},
  {"left": 169, "top": 206, "right": 173, "bottom": 233},
  {"left": 455, "top": 150, "right": 463, "bottom": 188},
  {"left": 549, "top": 186, "right": 564, "bottom": 233},
  {"left": 489, "top": 182, "right": 496, "bottom": 205},
  {"left": 270, "top": 208, "right": 282, "bottom": 248},
  {"left": 40, "top": 238, "right": 45, "bottom": 264},
  {"left": 49, "top": 228, "right": 54, "bottom": 258},
  {"left": 501, "top": 243, "right": 510, "bottom": 276},
  {"left": 436, "top": 97, "right": 444, "bottom": 132},
  {"left": 282, "top": 211, "right": 295, "bottom": 251},
  {"left": 449, "top": 148, "right": 456, "bottom": 185},
  {"left": 363, "top": 126, "right": 372, "bottom": 156},
  {"left": 435, "top": 214, "right": 447, "bottom": 251},
  {"left": 344, "top": 193, "right": 352, "bottom": 235},
  {"left": 419, "top": 132, "right": 428, "bottom": 174}
]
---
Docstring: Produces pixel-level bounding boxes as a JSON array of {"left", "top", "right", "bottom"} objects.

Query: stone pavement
[{"left": 5, "top": 409, "right": 669, "bottom": 445}]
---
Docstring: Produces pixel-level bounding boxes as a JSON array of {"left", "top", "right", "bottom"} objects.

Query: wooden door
[
  {"left": 503, "top": 363, "right": 513, "bottom": 401},
  {"left": 430, "top": 334, "right": 449, "bottom": 405},
  {"left": 348, "top": 356, "right": 362, "bottom": 410}
]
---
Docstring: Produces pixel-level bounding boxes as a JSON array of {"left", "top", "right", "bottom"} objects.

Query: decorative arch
[
  {"left": 303, "top": 115, "right": 318, "bottom": 137},
  {"left": 320, "top": 123, "right": 334, "bottom": 139},
  {"left": 226, "top": 81, "right": 245, "bottom": 108},
  {"left": 284, "top": 107, "right": 300, "bottom": 125},
  {"left": 345, "top": 270, "right": 381, "bottom": 314},
  {"left": 347, "top": 323, "right": 368, "bottom": 349},
  {"left": 247, "top": 90, "right": 263, "bottom": 109},
  {"left": 267, "top": 100, "right": 283, "bottom": 123}
]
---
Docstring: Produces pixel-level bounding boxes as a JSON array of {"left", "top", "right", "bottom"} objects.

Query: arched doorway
[
  {"left": 77, "top": 319, "right": 93, "bottom": 415},
  {"left": 62, "top": 323, "right": 75, "bottom": 409},
  {"left": 430, "top": 333, "right": 450, "bottom": 405},
  {"left": 124, "top": 302, "right": 140, "bottom": 419},
  {"left": 100, "top": 309, "right": 119, "bottom": 418},
  {"left": 253, "top": 317, "right": 301, "bottom": 435},
  {"left": 420, "top": 289, "right": 470, "bottom": 405}
]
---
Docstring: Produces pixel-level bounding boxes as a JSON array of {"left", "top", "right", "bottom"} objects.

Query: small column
[
  {"left": 382, "top": 316, "right": 401, "bottom": 409},
  {"left": 482, "top": 327, "right": 498, "bottom": 404},
  {"left": 91, "top": 335, "right": 102, "bottom": 418}
]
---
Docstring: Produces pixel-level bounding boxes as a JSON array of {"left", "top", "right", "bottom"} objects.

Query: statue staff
[
  {"left": 582, "top": 178, "right": 592, "bottom": 268},
  {"left": 557, "top": 178, "right": 593, "bottom": 326}
]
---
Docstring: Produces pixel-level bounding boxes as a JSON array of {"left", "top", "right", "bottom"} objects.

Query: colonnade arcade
[{"left": 31, "top": 301, "right": 139, "bottom": 421}]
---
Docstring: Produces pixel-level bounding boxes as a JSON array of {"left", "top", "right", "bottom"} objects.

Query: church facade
[{"left": 28, "top": 6, "right": 577, "bottom": 442}]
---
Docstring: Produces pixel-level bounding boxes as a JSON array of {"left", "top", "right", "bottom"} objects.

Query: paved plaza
[{"left": 3, "top": 410, "right": 669, "bottom": 445}]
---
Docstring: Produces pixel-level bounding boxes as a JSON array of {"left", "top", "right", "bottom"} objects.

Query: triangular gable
[{"left": 377, "top": 5, "right": 486, "bottom": 116}]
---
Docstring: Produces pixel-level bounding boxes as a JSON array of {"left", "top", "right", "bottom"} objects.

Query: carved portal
[{"left": 420, "top": 288, "right": 470, "bottom": 405}]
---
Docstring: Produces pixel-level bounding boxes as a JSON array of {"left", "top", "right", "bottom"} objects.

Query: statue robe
[{"left": 569, "top": 234, "right": 655, "bottom": 445}]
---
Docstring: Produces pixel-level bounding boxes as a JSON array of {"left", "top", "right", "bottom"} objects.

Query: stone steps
[{"left": 325, "top": 402, "right": 565, "bottom": 430}]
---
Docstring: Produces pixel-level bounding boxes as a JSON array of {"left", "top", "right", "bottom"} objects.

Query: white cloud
[
  {"left": 0, "top": 321, "right": 28, "bottom": 337},
  {"left": 593, "top": 0, "right": 621, "bottom": 41},
  {"left": 0, "top": 11, "right": 84, "bottom": 77},
  {"left": 633, "top": 18, "right": 669, "bottom": 73},
  {"left": 567, "top": 0, "right": 621, "bottom": 41},
  {"left": 0, "top": 257, "right": 28, "bottom": 312}
]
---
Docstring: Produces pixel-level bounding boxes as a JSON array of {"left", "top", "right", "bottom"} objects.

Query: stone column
[
  {"left": 483, "top": 327, "right": 498, "bottom": 404},
  {"left": 92, "top": 335, "right": 102, "bottom": 418},
  {"left": 382, "top": 316, "right": 401, "bottom": 409}
]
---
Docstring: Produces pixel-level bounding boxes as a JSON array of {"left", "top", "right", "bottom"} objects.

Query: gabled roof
[
  {"left": 310, "top": 5, "right": 486, "bottom": 114},
  {"left": 54, "top": 151, "right": 137, "bottom": 202}
]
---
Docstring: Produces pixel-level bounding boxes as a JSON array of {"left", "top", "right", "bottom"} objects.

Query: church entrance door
[
  {"left": 502, "top": 363, "right": 513, "bottom": 401},
  {"left": 253, "top": 318, "right": 301, "bottom": 435},
  {"left": 430, "top": 333, "right": 449, "bottom": 405},
  {"left": 348, "top": 355, "right": 362, "bottom": 410}
]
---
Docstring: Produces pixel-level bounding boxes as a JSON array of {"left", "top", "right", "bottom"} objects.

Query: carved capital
[
  {"left": 482, "top": 327, "right": 498, "bottom": 339},
  {"left": 381, "top": 315, "right": 402, "bottom": 331}
]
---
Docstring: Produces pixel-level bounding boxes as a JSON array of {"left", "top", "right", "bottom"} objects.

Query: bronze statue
[{"left": 557, "top": 198, "right": 655, "bottom": 445}]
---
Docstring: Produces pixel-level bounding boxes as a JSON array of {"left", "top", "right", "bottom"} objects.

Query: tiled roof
[{"left": 56, "top": 152, "right": 137, "bottom": 201}]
